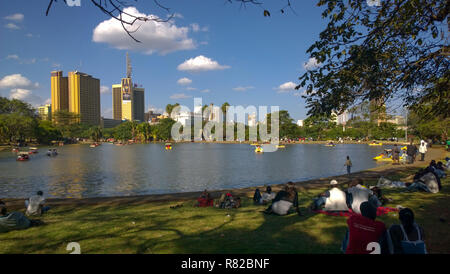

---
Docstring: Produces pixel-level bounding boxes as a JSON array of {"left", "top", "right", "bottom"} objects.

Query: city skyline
[{"left": 0, "top": 1, "right": 328, "bottom": 121}]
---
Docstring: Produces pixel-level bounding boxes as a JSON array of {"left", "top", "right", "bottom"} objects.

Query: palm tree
[
  {"left": 137, "top": 122, "right": 152, "bottom": 142},
  {"left": 90, "top": 126, "right": 102, "bottom": 142},
  {"left": 165, "top": 103, "right": 180, "bottom": 118}
]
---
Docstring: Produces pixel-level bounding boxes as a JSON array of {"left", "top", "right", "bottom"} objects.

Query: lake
[{"left": 0, "top": 143, "right": 388, "bottom": 198}]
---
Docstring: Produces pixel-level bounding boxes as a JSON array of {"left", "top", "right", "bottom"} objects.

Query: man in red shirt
[{"left": 342, "top": 201, "right": 387, "bottom": 254}]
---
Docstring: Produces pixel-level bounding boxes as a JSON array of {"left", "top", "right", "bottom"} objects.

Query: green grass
[{"left": 1, "top": 168, "right": 449, "bottom": 254}]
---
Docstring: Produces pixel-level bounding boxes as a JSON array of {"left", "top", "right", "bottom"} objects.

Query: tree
[
  {"left": 408, "top": 108, "right": 449, "bottom": 141},
  {"left": 266, "top": 110, "right": 299, "bottom": 139},
  {"left": 154, "top": 118, "right": 176, "bottom": 141},
  {"left": 303, "top": 114, "right": 336, "bottom": 140},
  {"left": 89, "top": 126, "right": 103, "bottom": 142},
  {"left": 113, "top": 122, "right": 133, "bottom": 141},
  {"left": 165, "top": 103, "right": 179, "bottom": 118},
  {"left": 137, "top": 122, "right": 152, "bottom": 142},
  {"left": 298, "top": 0, "right": 449, "bottom": 119},
  {"left": 35, "top": 120, "right": 62, "bottom": 144}
]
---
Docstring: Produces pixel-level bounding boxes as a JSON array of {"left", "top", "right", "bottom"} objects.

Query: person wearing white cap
[{"left": 310, "top": 180, "right": 349, "bottom": 211}]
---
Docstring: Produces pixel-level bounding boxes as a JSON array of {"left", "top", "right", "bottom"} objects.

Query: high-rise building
[
  {"left": 68, "top": 71, "right": 101, "bottom": 125},
  {"left": 51, "top": 70, "right": 101, "bottom": 125},
  {"left": 112, "top": 53, "right": 145, "bottom": 122},
  {"left": 51, "top": 71, "right": 68, "bottom": 114},
  {"left": 38, "top": 104, "right": 52, "bottom": 121}
]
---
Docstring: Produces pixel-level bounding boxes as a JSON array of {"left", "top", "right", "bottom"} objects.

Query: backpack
[{"left": 399, "top": 224, "right": 427, "bottom": 254}]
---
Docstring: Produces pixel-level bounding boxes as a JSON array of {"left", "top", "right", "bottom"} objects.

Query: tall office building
[
  {"left": 68, "top": 71, "right": 101, "bottom": 125},
  {"left": 51, "top": 71, "right": 69, "bottom": 114},
  {"left": 112, "top": 53, "right": 145, "bottom": 122},
  {"left": 51, "top": 70, "right": 101, "bottom": 125}
]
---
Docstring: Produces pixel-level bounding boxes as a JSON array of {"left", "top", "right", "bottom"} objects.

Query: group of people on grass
[
  {"left": 193, "top": 156, "right": 448, "bottom": 254},
  {"left": 0, "top": 191, "right": 49, "bottom": 233}
]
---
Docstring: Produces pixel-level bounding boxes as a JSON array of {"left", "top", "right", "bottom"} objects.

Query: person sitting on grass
[
  {"left": 253, "top": 189, "right": 262, "bottom": 205},
  {"left": 195, "top": 189, "right": 214, "bottom": 207},
  {"left": 346, "top": 178, "right": 374, "bottom": 214},
  {"left": 0, "top": 200, "right": 42, "bottom": 233},
  {"left": 436, "top": 161, "right": 446, "bottom": 172},
  {"left": 261, "top": 186, "right": 276, "bottom": 204},
  {"left": 445, "top": 157, "right": 450, "bottom": 170},
  {"left": 264, "top": 182, "right": 300, "bottom": 216},
  {"left": 387, "top": 208, "right": 427, "bottom": 254},
  {"left": 429, "top": 160, "right": 446, "bottom": 179},
  {"left": 25, "top": 190, "right": 49, "bottom": 216},
  {"left": 253, "top": 186, "right": 276, "bottom": 205},
  {"left": 310, "top": 180, "right": 349, "bottom": 212},
  {"left": 408, "top": 168, "right": 440, "bottom": 193},
  {"left": 369, "top": 186, "right": 392, "bottom": 206},
  {"left": 216, "top": 193, "right": 241, "bottom": 209},
  {"left": 341, "top": 201, "right": 388, "bottom": 254}
]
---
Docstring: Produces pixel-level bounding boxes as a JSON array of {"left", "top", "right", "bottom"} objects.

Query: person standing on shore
[
  {"left": 419, "top": 140, "right": 427, "bottom": 161},
  {"left": 406, "top": 141, "right": 418, "bottom": 164},
  {"left": 392, "top": 144, "right": 400, "bottom": 165},
  {"left": 345, "top": 156, "right": 352, "bottom": 174}
]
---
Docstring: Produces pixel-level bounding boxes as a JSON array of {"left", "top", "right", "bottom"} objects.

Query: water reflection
[{"left": 0, "top": 143, "right": 387, "bottom": 198}]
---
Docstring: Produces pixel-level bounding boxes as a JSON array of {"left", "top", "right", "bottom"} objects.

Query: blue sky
[{"left": 0, "top": 0, "right": 329, "bottom": 121}]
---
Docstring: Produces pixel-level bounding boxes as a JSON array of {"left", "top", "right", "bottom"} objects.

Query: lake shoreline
[{"left": 2, "top": 147, "right": 447, "bottom": 207}]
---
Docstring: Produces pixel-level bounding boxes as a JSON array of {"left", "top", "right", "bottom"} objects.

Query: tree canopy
[{"left": 298, "top": 0, "right": 449, "bottom": 119}]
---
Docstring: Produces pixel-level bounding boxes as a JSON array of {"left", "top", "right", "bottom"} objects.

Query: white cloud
[
  {"left": 172, "top": 13, "right": 184, "bottom": 19},
  {"left": 186, "top": 87, "right": 197, "bottom": 91},
  {"left": 44, "top": 98, "right": 51, "bottom": 104},
  {"left": 25, "top": 33, "right": 40, "bottom": 38},
  {"left": 177, "top": 55, "right": 230, "bottom": 72},
  {"left": 200, "top": 89, "right": 210, "bottom": 93},
  {"left": 100, "top": 85, "right": 110, "bottom": 94},
  {"left": 92, "top": 7, "right": 195, "bottom": 55},
  {"left": 170, "top": 93, "right": 192, "bottom": 99},
  {"left": 233, "top": 86, "right": 254, "bottom": 92},
  {"left": 0, "top": 74, "right": 39, "bottom": 90},
  {"left": 4, "top": 13, "right": 24, "bottom": 22},
  {"left": 293, "top": 92, "right": 302, "bottom": 97},
  {"left": 9, "top": 89, "right": 43, "bottom": 106},
  {"left": 177, "top": 77, "right": 192, "bottom": 85},
  {"left": 190, "top": 23, "right": 208, "bottom": 32},
  {"left": 275, "top": 81, "right": 297, "bottom": 93},
  {"left": 19, "top": 58, "right": 36, "bottom": 65},
  {"left": 303, "top": 57, "right": 321, "bottom": 71},
  {"left": 5, "top": 23, "right": 20, "bottom": 30},
  {"left": 6, "top": 54, "right": 19, "bottom": 60},
  {"left": 52, "top": 63, "right": 61, "bottom": 68}
]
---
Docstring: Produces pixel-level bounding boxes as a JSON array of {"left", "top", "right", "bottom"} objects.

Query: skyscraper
[
  {"left": 68, "top": 71, "right": 101, "bottom": 125},
  {"left": 51, "top": 70, "right": 101, "bottom": 125},
  {"left": 112, "top": 53, "right": 145, "bottom": 122},
  {"left": 51, "top": 71, "right": 68, "bottom": 114}
]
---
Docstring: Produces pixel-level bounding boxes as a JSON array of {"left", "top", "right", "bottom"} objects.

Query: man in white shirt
[
  {"left": 419, "top": 140, "right": 428, "bottom": 161},
  {"left": 25, "top": 191, "right": 48, "bottom": 216}
]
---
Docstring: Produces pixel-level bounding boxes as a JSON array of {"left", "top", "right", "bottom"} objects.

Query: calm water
[{"left": 0, "top": 143, "right": 387, "bottom": 198}]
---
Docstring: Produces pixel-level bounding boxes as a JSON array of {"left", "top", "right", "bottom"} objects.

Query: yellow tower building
[
  {"left": 68, "top": 71, "right": 101, "bottom": 126},
  {"left": 50, "top": 71, "right": 68, "bottom": 114}
]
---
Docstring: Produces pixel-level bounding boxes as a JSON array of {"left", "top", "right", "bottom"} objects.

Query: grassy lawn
[{"left": 1, "top": 162, "right": 449, "bottom": 254}]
